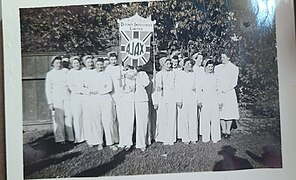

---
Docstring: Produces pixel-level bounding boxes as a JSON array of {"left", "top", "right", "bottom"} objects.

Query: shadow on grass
[
  {"left": 23, "top": 132, "right": 78, "bottom": 172},
  {"left": 27, "top": 132, "right": 76, "bottom": 156},
  {"left": 246, "top": 146, "right": 282, "bottom": 168},
  {"left": 213, "top": 145, "right": 254, "bottom": 171},
  {"left": 24, "top": 152, "right": 82, "bottom": 177},
  {"left": 74, "top": 149, "right": 133, "bottom": 177}
]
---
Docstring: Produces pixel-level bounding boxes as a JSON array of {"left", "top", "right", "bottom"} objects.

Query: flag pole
[
  {"left": 152, "top": 32, "right": 157, "bottom": 91},
  {"left": 118, "top": 26, "right": 123, "bottom": 88}
]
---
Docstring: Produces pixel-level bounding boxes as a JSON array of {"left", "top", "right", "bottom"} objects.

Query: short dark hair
[
  {"left": 61, "top": 54, "right": 70, "bottom": 59},
  {"left": 51, "top": 56, "right": 62, "bottom": 67},
  {"left": 183, "top": 58, "right": 193, "bottom": 66},
  {"left": 205, "top": 59, "right": 214, "bottom": 67},
  {"left": 172, "top": 55, "right": 179, "bottom": 60},
  {"left": 94, "top": 57, "right": 104, "bottom": 64},
  {"left": 220, "top": 49, "right": 231, "bottom": 57},
  {"left": 109, "top": 52, "right": 117, "bottom": 59}
]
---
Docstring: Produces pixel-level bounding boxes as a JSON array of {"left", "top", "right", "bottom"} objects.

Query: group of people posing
[{"left": 45, "top": 50, "right": 239, "bottom": 152}]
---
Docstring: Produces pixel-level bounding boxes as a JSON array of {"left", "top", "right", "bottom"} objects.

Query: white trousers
[
  {"left": 112, "top": 95, "right": 121, "bottom": 144},
  {"left": 178, "top": 102, "right": 198, "bottom": 142},
  {"left": 83, "top": 94, "right": 117, "bottom": 146},
  {"left": 201, "top": 103, "right": 221, "bottom": 143},
  {"left": 119, "top": 101, "right": 149, "bottom": 148},
  {"left": 177, "top": 106, "right": 181, "bottom": 139},
  {"left": 96, "top": 95, "right": 117, "bottom": 146},
  {"left": 70, "top": 94, "right": 85, "bottom": 143},
  {"left": 156, "top": 103, "right": 177, "bottom": 144},
  {"left": 52, "top": 98, "right": 74, "bottom": 142},
  {"left": 198, "top": 108, "right": 203, "bottom": 136},
  {"left": 148, "top": 101, "right": 157, "bottom": 144},
  {"left": 83, "top": 95, "right": 102, "bottom": 146}
]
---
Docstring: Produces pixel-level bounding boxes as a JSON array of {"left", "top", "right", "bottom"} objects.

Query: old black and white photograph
[{"left": 20, "top": 0, "right": 282, "bottom": 179}]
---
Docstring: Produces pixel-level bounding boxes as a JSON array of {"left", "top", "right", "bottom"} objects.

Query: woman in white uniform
[
  {"left": 104, "top": 52, "right": 122, "bottom": 144},
  {"left": 67, "top": 56, "right": 85, "bottom": 143},
  {"left": 81, "top": 55, "right": 102, "bottom": 148},
  {"left": 45, "top": 56, "right": 74, "bottom": 143},
  {"left": 89, "top": 59, "right": 118, "bottom": 151},
  {"left": 192, "top": 52, "right": 204, "bottom": 137},
  {"left": 105, "top": 52, "right": 123, "bottom": 108},
  {"left": 177, "top": 58, "right": 199, "bottom": 144},
  {"left": 192, "top": 52, "right": 204, "bottom": 75},
  {"left": 120, "top": 65, "right": 150, "bottom": 151},
  {"left": 171, "top": 55, "right": 182, "bottom": 141},
  {"left": 153, "top": 57, "right": 181, "bottom": 145},
  {"left": 215, "top": 53, "right": 239, "bottom": 138},
  {"left": 103, "top": 58, "right": 110, "bottom": 69},
  {"left": 198, "top": 59, "right": 222, "bottom": 143}
]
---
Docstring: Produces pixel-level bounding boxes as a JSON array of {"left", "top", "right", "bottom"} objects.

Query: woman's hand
[
  {"left": 126, "top": 73, "right": 136, "bottom": 81},
  {"left": 91, "top": 91, "right": 99, "bottom": 95},
  {"left": 197, "top": 102, "right": 203, "bottom": 108},
  {"left": 129, "top": 85, "right": 136, "bottom": 92},
  {"left": 156, "top": 87, "right": 163, "bottom": 92},
  {"left": 219, "top": 103, "right": 223, "bottom": 111},
  {"left": 154, "top": 104, "right": 159, "bottom": 110},
  {"left": 177, "top": 102, "right": 183, "bottom": 108},
  {"left": 49, "top": 104, "right": 54, "bottom": 111}
]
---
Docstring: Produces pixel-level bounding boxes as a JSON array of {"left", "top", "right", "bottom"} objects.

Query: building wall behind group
[{"left": 22, "top": 52, "right": 64, "bottom": 127}]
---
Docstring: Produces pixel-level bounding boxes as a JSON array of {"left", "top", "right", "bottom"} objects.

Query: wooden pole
[
  {"left": 118, "top": 30, "right": 123, "bottom": 88},
  {"left": 152, "top": 32, "right": 157, "bottom": 91}
]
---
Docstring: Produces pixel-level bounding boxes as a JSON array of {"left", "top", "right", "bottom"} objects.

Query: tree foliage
[
  {"left": 20, "top": 0, "right": 236, "bottom": 55},
  {"left": 20, "top": 0, "right": 279, "bottom": 117}
]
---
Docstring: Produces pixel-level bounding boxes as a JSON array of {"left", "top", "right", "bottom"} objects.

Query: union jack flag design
[
  {"left": 120, "top": 31, "right": 152, "bottom": 67},
  {"left": 118, "top": 13, "right": 155, "bottom": 67}
]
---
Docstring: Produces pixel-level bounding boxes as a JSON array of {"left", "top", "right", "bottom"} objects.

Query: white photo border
[{"left": 3, "top": 0, "right": 296, "bottom": 179}]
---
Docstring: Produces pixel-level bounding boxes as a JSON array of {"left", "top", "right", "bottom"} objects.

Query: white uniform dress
[
  {"left": 193, "top": 65, "right": 204, "bottom": 135},
  {"left": 89, "top": 71, "right": 117, "bottom": 146},
  {"left": 105, "top": 65, "right": 124, "bottom": 105},
  {"left": 152, "top": 70, "right": 178, "bottom": 145},
  {"left": 177, "top": 71, "right": 199, "bottom": 142},
  {"left": 67, "top": 69, "right": 85, "bottom": 143},
  {"left": 45, "top": 68, "right": 74, "bottom": 142},
  {"left": 215, "top": 62, "right": 240, "bottom": 120},
  {"left": 120, "top": 71, "right": 150, "bottom": 148},
  {"left": 172, "top": 68, "right": 182, "bottom": 139},
  {"left": 198, "top": 71, "right": 221, "bottom": 143},
  {"left": 81, "top": 69, "right": 101, "bottom": 146},
  {"left": 193, "top": 65, "right": 204, "bottom": 76},
  {"left": 105, "top": 65, "right": 123, "bottom": 143}
]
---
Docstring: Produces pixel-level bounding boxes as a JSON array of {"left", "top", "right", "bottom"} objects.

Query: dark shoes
[
  {"left": 221, "top": 133, "right": 231, "bottom": 139},
  {"left": 224, "top": 134, "right": 231, "bottom": 139},
  {"left": 56, "top": 141, "right": 66, "bottom": 145}
]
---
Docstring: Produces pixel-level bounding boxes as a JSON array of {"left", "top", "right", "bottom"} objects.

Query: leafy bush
[{"left": 20, "top": 0, "right": 279, "bottom": 117}]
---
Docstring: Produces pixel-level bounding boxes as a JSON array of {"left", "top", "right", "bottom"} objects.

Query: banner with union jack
[{"left": 118, "top": 13, "right": 155, "bottom": 67}]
